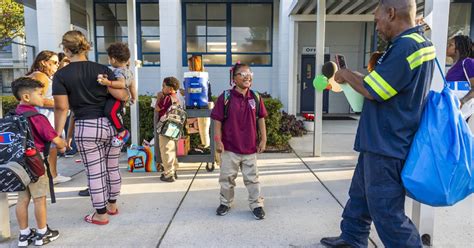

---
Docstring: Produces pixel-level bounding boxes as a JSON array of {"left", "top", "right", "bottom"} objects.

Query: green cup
[{"left": 340, "top": 83, "right": 364, "bottom": 112}]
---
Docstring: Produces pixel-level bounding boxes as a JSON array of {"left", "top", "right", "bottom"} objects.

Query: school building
[{"left": 1, "top": 0, "right": 472, "bottom": 115}]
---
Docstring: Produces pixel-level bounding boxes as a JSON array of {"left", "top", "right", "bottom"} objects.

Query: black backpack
[{"left": 0, "top": 111, "right": 56, "bottom": 203}]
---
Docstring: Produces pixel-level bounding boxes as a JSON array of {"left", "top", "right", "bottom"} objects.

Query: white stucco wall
[
  {"left": 297, "top": 21, "right": 368, "bottom": 114},
  {"left": 36, "top": 0, "right": 71, "bottom": 53},
  {"left": 159, "top": 0, "right": 183, "bottom": 85},
  {"left": 137, "top": 67, "right": 161, "bottom": 95},
  {"left": 24, "top": 6, "right": 38, "bottom": 61}
]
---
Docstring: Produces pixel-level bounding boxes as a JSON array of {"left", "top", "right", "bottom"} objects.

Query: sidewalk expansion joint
[{"left": 156, "top": 162, "right": 203, "bottom": 248}]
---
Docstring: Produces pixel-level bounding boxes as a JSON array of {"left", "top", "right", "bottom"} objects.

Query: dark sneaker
[
  {"left": 216, "top": 204, "right": 230, "bottom": 216},
  {"left": 64, "top": 150, "right": 77, "bottom": 158},
  {"left": 18, "top": 228, "right": 36, "bottom": 247},
  {"left": 78, "top": 188, "right": 90, "bottom": 197},
  {"left": 174, "top": 171, "right": 178, "bottom": 179},
  {"left": 34, "top": 226, "right": 59, "bottom": 246},
  {"left": 160, "top": 174, "right": 175, "bottom": 182},
  {"left": 252, "top": 207, "right": 265, "bottom": 220}
]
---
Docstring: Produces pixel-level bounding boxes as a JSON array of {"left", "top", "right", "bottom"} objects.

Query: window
[
  {"left": 94, "top": 1, "right": 160, "bottom": 66},
  {"left": 94, "top": 3, "right": 128, "bottom": 65},
  {"left": 231, "top": 4, "right": 272, "bottom": 65},
  {"left": 183, "top": 2, "right": 273, "bottom": 66},
  {"left": 0, "top": 44, "right": 13, "bottom": 59},
  {"left": 139, "top": 3, "right": 160, "bottom": 66},
  {"left": 0, "top": 69, "right": 14, "bottom": 93},
  {"left": 448, "top": 2, "right": 472, "bottom": 37},
  {"left": 185, "top": 3, "right": 227, "bottom": 65}
]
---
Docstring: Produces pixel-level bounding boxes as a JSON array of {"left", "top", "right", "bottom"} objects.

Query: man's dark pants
[{"left": 339, "top": 152, "right": 422, "bottom": 248}]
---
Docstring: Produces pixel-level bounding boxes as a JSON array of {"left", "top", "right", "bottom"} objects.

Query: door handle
[{"left": 303, "top": 82, "right": 307, "bottom": 90}]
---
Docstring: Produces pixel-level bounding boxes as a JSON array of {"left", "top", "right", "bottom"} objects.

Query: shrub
[
  {"left": 262, "top": 97, "right": 291, "bottom": 148},
  {"left": 280, "top": 111, "right": 307, "bottom": 137},
  {"left": 122, "top": 95, "right": 155, "bottom": 143},
  {"left": 1, "top": 96, "right": 18, "bottom": 115}
]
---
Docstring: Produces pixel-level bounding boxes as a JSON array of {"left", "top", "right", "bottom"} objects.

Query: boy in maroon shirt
[
  {"left": 12, "top": 77, "right": 66, "bottom": 247},
  {"left": 155, "top": 77, "right": 181, "bottom": 182},
  {"left": 211, "top": 63, "right": 268, "bottom": 220}
]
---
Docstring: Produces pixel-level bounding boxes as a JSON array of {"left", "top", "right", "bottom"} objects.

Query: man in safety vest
[{"left": 321, "top": 0, "right": 435, "bottom": 247}]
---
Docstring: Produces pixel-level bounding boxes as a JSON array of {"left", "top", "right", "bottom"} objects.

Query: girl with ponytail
[{"left": 210, "top": 61, "right": 268, "bottom": 219}]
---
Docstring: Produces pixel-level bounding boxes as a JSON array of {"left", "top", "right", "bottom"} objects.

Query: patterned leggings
[{"left": 75, "top": 117, "right": 122, "bottom": 214}]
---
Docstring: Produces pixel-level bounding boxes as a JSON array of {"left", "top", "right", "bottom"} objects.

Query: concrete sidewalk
[{"left": 1, "top": 119, "right": 473, "bottom": 247}]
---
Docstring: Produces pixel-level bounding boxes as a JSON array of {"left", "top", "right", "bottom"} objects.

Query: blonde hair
[{"left": 61, "top": 30, "right": 91, "bottom": 55}]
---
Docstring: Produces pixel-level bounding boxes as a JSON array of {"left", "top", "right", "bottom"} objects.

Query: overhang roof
[{"left": 289, "top": 0, "right": 426, "bottom": 16}]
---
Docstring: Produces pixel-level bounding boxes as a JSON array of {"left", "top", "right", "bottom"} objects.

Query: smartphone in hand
[{"left": 335, "top": 54, "right": 347, "bottom": 69}]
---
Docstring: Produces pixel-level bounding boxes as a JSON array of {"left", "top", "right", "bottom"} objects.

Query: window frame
[
  {"left": 93, "top": 0, "right": 161, "bottom": 66},
  {"left": 137, "top": 2, "right": 160, "bottom": 67},
  {"left": 93, "top": 1, "right": 129, "bottom": 65},
  {"left": 182, "top": 1, "right": 273, "bottom": 67}
]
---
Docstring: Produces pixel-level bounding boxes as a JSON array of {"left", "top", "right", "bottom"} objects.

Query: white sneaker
[{"left": 53, "top": 174, "right": 72, "bottom": 184}]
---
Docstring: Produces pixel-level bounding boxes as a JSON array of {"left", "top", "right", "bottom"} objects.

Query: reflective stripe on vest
[
  {"left": 365, "top": 70, "right": 398, "bottom": 100},
  {"left": 402, "top": 33, "right": 426, "bottom": 43},
  {"left": 406, "top": 45, "right": 436, "bottom": 70}
]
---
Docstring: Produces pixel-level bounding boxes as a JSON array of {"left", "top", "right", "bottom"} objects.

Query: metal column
[
  {"left": 313, "top": 0, "right": 326, "bottom": 157},
  {"left": 127, "top": 0, "right": 140, "bottom": 145}
]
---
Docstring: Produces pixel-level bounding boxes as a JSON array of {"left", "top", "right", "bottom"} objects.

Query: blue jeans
[{"left": 340, "top": 152, "right": 422, "bottom": 248}]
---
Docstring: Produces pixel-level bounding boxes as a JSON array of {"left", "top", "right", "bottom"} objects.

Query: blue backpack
[{"left": 402, "top": 59, "right": 474, "bottom": 206}]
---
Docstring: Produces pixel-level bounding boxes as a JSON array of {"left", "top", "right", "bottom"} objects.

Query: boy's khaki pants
[
  {"left": 159, "top": 135, "right": 179, "bottom": 177},
  {"left": 219, "top": 151, "right": 264, "bottom": 210}
]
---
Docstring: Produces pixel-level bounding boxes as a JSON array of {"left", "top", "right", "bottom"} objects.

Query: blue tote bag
[{"left": 402, "top": 58, "right": 474, "bottom": 206}]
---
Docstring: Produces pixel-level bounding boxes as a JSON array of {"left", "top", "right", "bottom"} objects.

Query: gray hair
[{"left": 379, "top": 0, "right": 416, "bottom": 19}]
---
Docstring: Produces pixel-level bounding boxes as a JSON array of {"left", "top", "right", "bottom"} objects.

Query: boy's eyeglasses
[{"left": 236, "top": 72, "right": 253, "bottom": 78}]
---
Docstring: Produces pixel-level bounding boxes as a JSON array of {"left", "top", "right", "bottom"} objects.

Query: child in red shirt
[
  {"left": 211, "top": 63, "right": 268, "bottom": 220},
  {"left": 12, "top": 77, "right": 66, "bottom": 247},
  {"left": 155, "top": 77, "right": 181, "bottom": 182}
]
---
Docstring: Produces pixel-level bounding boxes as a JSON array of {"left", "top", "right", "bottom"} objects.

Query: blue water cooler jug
[{"left": 184, "top": 72, "right": 209, "bottom": 109}]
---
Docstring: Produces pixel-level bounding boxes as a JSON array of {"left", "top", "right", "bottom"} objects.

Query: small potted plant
[{"left": 302, "top": 113, "right": 315, "bottom": 132}]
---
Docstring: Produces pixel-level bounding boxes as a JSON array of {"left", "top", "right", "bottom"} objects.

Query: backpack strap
[
  {"left": 223, "top": 90, "right": 231, "bottom": 120},
  {"left": 462, "top": 59, "right": 470, "bottom": 82},
  {"left": 22, "top": 111, "right": 56, "bottom": 204},
  {"left": 250, "top": 90, "right": 261, "bottom": 119},
  {"left": 250, "top": 90, "right": 262, "bottom": 136},
  {"left": 21, "top": 111, "right": 48, "bottom": 155}
]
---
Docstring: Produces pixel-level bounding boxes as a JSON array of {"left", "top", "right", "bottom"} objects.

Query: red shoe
[
  {"left": 107, "top": 209, "right": 119, "bottom": 216},
  {"left": 84, "top": 213, "right": 109, "bottom": 225}
]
